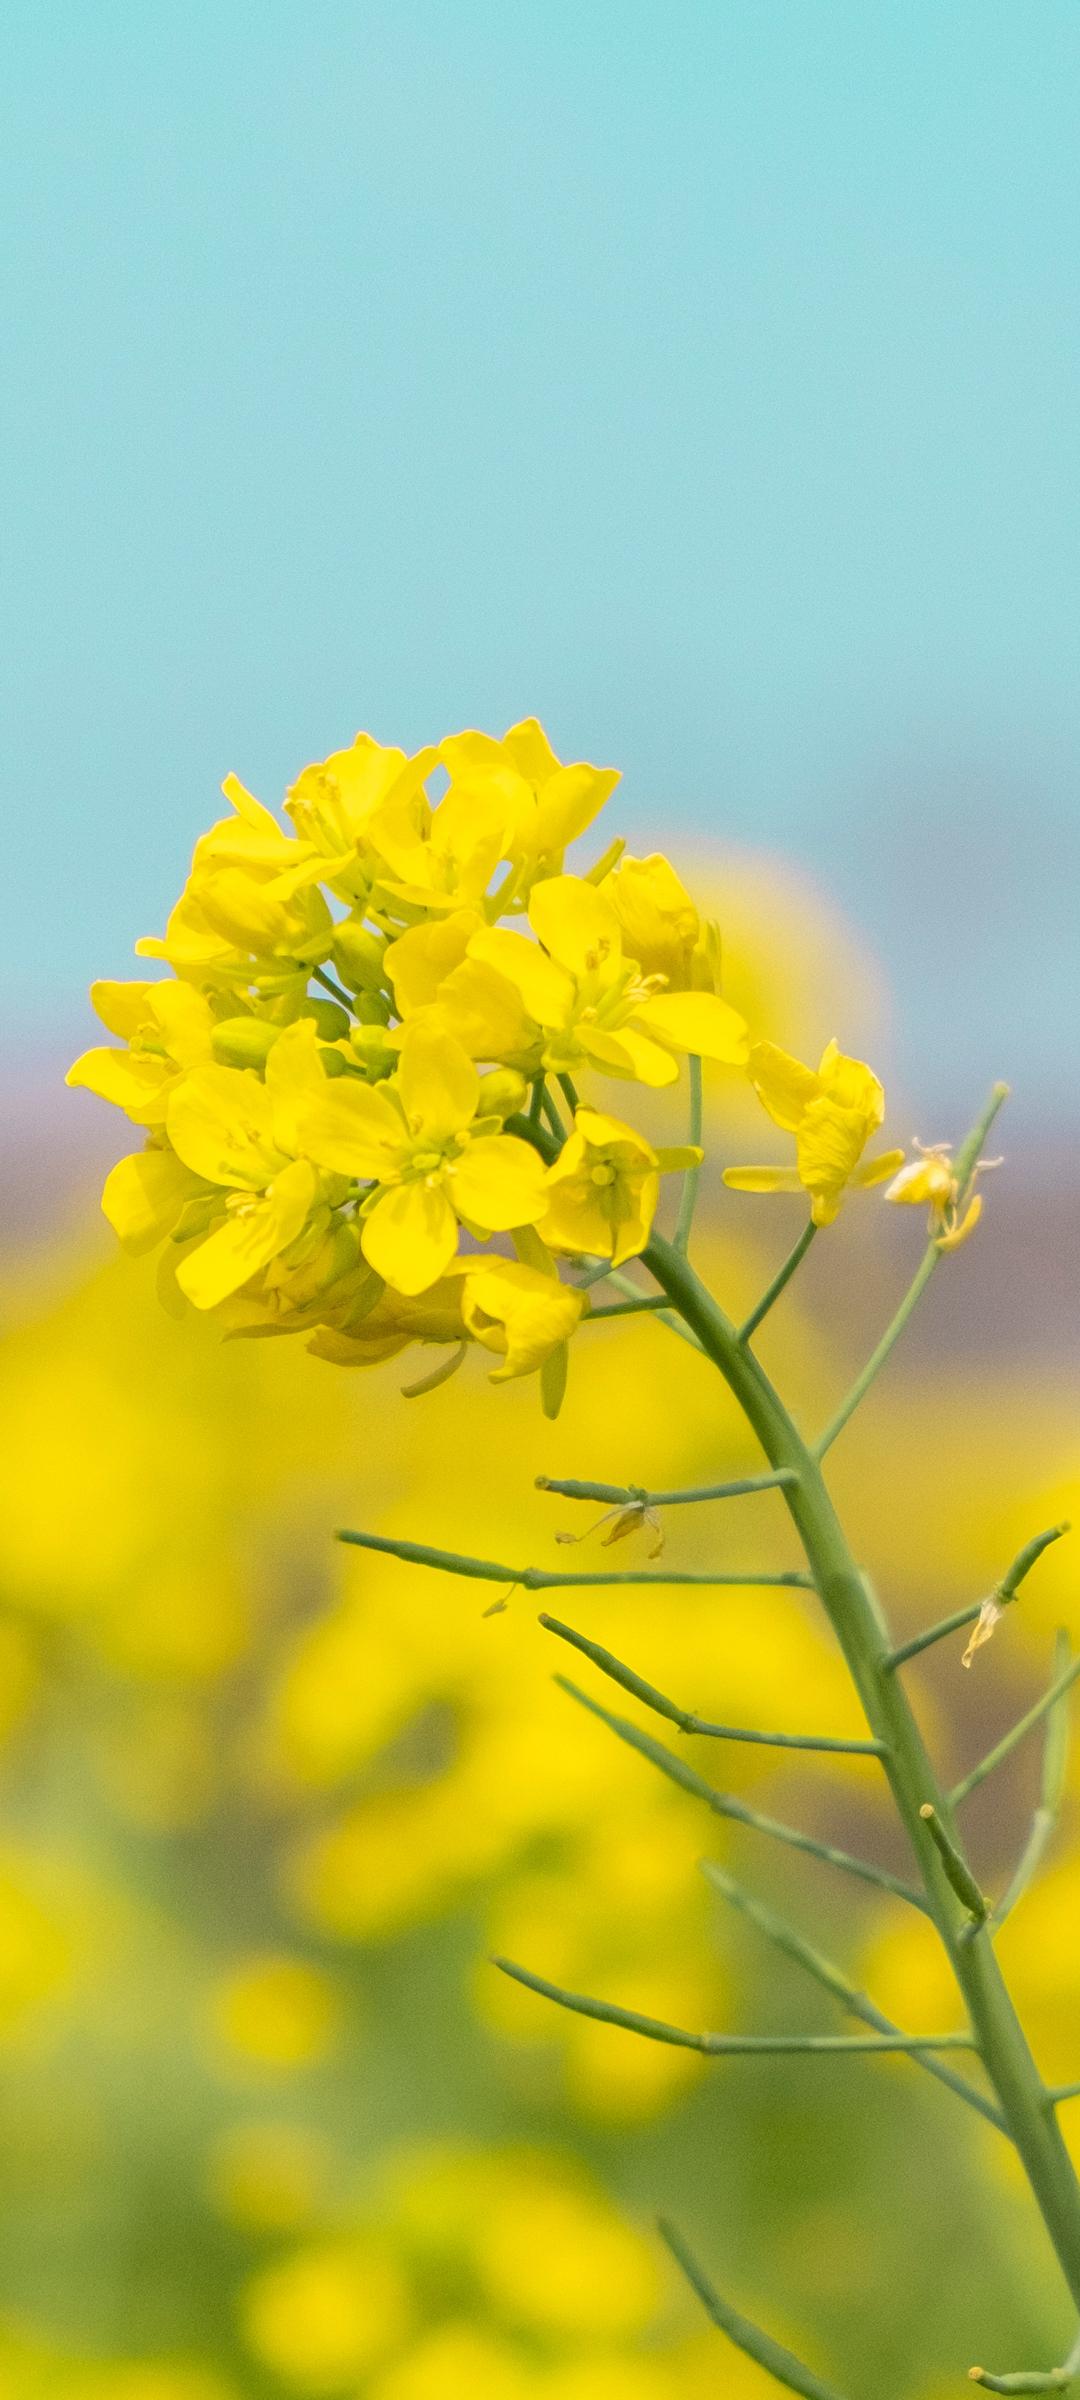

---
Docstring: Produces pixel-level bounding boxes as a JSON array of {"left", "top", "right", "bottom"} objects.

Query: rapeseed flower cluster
[{"left": 70, "top": 718, "right": 941, "bottom": 1414}]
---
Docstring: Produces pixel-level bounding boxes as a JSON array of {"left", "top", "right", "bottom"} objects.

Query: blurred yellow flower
[
  {"left": 207, "top": 2120, "right": 331, "bottom": 2232},
  {"left": 239, "top": 2237, "right": 409, "bottom": 2390},
  {"left": 725, "top": 1038, "right": 903, "bottom": 1225},
  {"left": 210, "top": 1954, "right": 343, "bottom": 2072}
]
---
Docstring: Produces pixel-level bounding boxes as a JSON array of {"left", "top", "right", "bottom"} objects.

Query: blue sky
[{"left": 5, "top": 2, "right": 1079, "bottom": 1120}]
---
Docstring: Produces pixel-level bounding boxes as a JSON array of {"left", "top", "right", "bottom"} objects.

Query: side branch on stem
[
  {"left": 558, "top": 1676, "right": 926, "bottom": 1910},
  {"left": 541, "top": 1615, "right": 885, "bottom": 1756},
  {"left": 950, "top": 1642, "right": 1080, "bottom": 1810},
  {"left": 990, "top": 1635, "right": 1074, "bottom": 1936},
  {"left": 492, "top": 1955, "right": 972, "bottom": 2058},
  {"left": 814, "top": 1083, "right": 1010, "bottom": 1458},
  {"left": 885, "top": 1523, "right": 1070, "bottom": 1673},
  {"left": 658, "top": 2219, "right": 852, "bottom": 2400},
  {"left": 336, "top": 1527, "right": 812, "bottom": 1592}
]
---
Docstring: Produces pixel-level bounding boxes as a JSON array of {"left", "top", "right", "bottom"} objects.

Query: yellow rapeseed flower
[
  {"left": 541, "top": 1107, "right": 699, "bottom": 1265},
  {"left": 724, "top": 1038, "right": 904, "bottom": 1225}
]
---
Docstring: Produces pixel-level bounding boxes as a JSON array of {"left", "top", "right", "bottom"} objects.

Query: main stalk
[{"left": 644, "top": 1231, "right": 1080, "bottom": 2311}]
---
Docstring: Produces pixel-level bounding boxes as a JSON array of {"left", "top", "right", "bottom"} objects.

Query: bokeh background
[{"left": 3, "top": 6, "right": 1079, "bottom": 2396}]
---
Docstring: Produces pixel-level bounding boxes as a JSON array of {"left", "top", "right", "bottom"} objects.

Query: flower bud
[
  {"left": 478, "top": 1068, "right": 530, "bottom": 1121},
  {"left": 349, "top": 1023, "right": 397, "bottom": 1082},
  {"left": 211, "top": 1017, "right": 280, "bottom": 1070},
  {"left": 301, "top": 998, "right": 351, "bottom": 1042},
  {"left": 332, "top": 921, "right": 386, "bottom": 994}
]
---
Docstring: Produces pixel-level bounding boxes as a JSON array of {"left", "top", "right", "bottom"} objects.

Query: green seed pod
[
  {"left": 332, "top": 921, "right": 387, "bottom": 995},
  {"left": 478, "top": 1068, "right": 530, "bottom": 1120},
  {"left": 211, "top": 1017, "right": 280, "bottom": 1070}
]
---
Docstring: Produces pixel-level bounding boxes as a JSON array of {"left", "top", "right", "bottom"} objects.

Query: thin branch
[
  {"left": 919, "top": 1804, "right": 989, "bottom": 1925},
  {"left": 583, "top": 1293, "right": 673, "bottom": 1320},
  {"left": 990, "top": 1634, "right": 1073, "bottom": 1935},
  {"left": 541, "top": 1615, "right": 885, "bottom": 1755},
  {"left": 536, "top": 1470, "right": 798, "bottom": 1506},
  {"left": 311, "top": 965, "right": 356, "bottom": 1011},
  {"left": 950, "top": 1650, "right": 1080, "bottom": 1810},
  {"left": 540, "top": 1084, "right": 566, "bottom": 1140},
  {"left": 701, "top": 1861, "right": 1006, "bottom": 2133},
  {"left": 886, "top": 1523, "right": 1070, "bottom": 1674},
  {"left": 814, "top": 1082, "right": 1010, "bottom": 1457},
  {"left": 737, "top": 1219, "right": 818, "bottom": 1345},
  {"left": 1050, "top": 2087, "right": 1080, "bottom": 2107},
  {"left": 558, "top": 1676, "right": 927, "bottom": 1911},
  {"left": 885, "top": 1602, "right": 985, "bottom": 1673},
  {"left": 673, "top": 1054, "right": 703, "bottom": 1253},
  {"left": 969, "top": 2326, "right": 1080, "bottom": 2393},
  {"left": 659, "top": 2219, "right": 853, "bottom": 2400},
  {"left": 556, "top": 1071, "right": 580, "bottom": 1115},
  {"left": 492, "top": 1955, "right": 971, "bottom": 2055},
  {"left": 336, "top": 1528, "right": 813, "bottom": 1591}
]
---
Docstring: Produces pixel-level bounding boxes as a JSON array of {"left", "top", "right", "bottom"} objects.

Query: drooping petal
[
  {"left": 746, "top": 1042, "right": 821, "bottom": 1131},
  {"left": 396, "top": 1024, "right": 479, "bottom": 1142},
  {"left": 278, "top": 1050, "right": 404, "bottom": 1180},
  {"left": 360, "top": 1179, "right": 460, "bottom": 1295},
  {"left": 460, "top": 1257, "right": 585, "bottom": 1381},
  {"left": 449, "top": 1134, "right": 548, "bottom": 1232},
  {"left": 633, "top": 989, "right": 748, "bottom": 1065}
]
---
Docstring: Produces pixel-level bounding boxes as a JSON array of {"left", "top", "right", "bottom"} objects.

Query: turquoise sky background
[{"left": 6, "top": 2, "right": 1079, "bottom": 1119}]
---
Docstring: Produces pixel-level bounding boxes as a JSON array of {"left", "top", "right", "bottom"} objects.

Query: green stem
[
  {"left": 701, "top": 1861, "right": 1005, "bottom": 2132},
  {"left": 658, "top": 2220, "right": 852, "bottom": 2400},
  {"left": 541, "top": 1615, "right": 885, "bottom": 1754},
  {"left": 990, "top": 1634, "right": 1073, "bottom": 1935},
  {"left": 492, "top": 1956, "right": 972, "bottom": 2056},
  {"left": 312, "top": 964, "right": 355, "bottom": 1011},
  {"left": 536, "top": 1471, "right": 796, "bottom": 1506},
  {"left": 885, "top": 1601, "right": 986, "bottom": 1671},
  {"left": 738, "top": 1219, "right": 817, "bottom": 1344},
  {"left": 673, "top": 1055, "right": 703, "bottom": 1252},
  {"left": 814, "top": 1082, "right": 1009, "bottom": 1457},
  {"left": 558, "top": 1676, "right": 925, "bottom": 1911},
  {"left": 642, "top": 1223, "right": 1080, "bottom": 2314},
  {"left": 950, "top": 1651, "right": 1080, "bottom": 1809},
  {"left": 336, "top": 1526, "right": 812, "bottom": 1591}
]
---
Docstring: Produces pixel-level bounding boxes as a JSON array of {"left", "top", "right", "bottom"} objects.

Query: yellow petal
[
  {"left": 884, "top": 1156, "right": 954, "bottom": 1205},
  {"left": 167, "top": 1065, "right": 289, "bottom": 1187},
  {"left": 460, "top": 1258, "right": 584, "bottom": 1380},
  {"left": 90, "top": 979, "right": 156, "bottom": 1038},
  {"left": 571, "top": 1107, "right": 657, "bottom": 1163},
  {"left": 575, "top": 1024, "right": 679, "bottom": 1087},
  {"left": 275, "top": 1043, "right": 404, "bottom": 1180},
  {"left": 610, "top": 1170, "right": 659, "bottom": 1265},
  {"left": 527, "top": 875, "right": 622, "bottom": 981},
  {"left": 633, "top": 990, "right": 748, "bottom": 1065},
  {"left": 177, "top": 1160, "right": 319, "bottom": 1310},
  {"left": 796, "top": 1101, "right": 868, "bottom": 1213},
  {"left": 850, "top": 1147, "right": 907, "bottom": 1190},
  {"left": 468, "top": 925, "right": 574, "bottom": 1029},
  {"left": 101, "top": 1147, "right": 201, "bottom": 1253},
  {"left": 396, "top": 1024, "right": 479, "bottom": 1142},
  {"left": 428, "top": 957, "right": 537, "bottom": 1062},
  {"left": 147, "top": 979, "right": 216, "bottom": 1065},
  {"left": 385, "top": 912, "right": 482, "bottom": 1014},
  {"left": 936, "top": 1193, "right": 983, "bottom": 1252},
  {"left": 817, "top": 1046, "right": 885, "bottom": 1130},
  {"left": 722, "top": 1165, "right": 804, "bottom": 1194},
  {"left": 746, "top": 1041, "right": 819, "bottom": 1130},
  {"left": 66, "top": 1046, "right": 173, "bottom": 1124},
  {"left": 500, "top": 717, "right": 562, "bottom": 785},
  {"left": 360, "top": 1180, "right": 460, "bottom": 1295},
  {"left": 449, "top": 1135, "right": 548, "bottom": 1232}
]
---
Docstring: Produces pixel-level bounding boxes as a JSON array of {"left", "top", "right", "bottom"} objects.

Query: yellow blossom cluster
[{"left": 68, "top": 717, "right": 936, "bottom": 1415}]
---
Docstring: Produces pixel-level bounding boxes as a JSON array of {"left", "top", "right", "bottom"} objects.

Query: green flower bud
[
  {"left": 301, "top": 998, "right": 352, "bottom": 1042},
  {"left": 349, "top": 1023, "right": 397, "bottom": 1083},
  {"left": 211, "top": 1017, "right": 280, "bottom": 1070},
  {"left": 332, "top": 921, "right": 387, "bottom": 994},
  {"left": 478, "top": 1068, "right": 530, "bottom": 1121}
]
